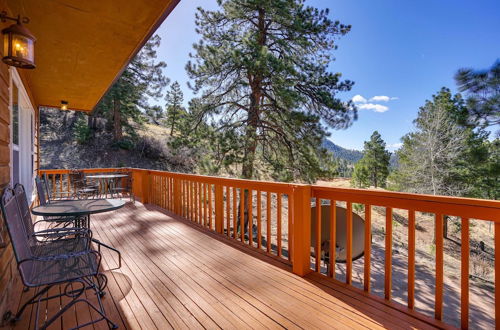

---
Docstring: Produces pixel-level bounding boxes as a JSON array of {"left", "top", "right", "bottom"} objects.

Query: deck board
[{"left": 8, "top": 202, "right": 450, "bottom": 329}]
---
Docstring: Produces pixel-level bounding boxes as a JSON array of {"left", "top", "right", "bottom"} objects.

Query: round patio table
[
  {"left": 31, "top": 198, "right": 125, "bottom": 228},
  {"left": 85, "top": 174, "right": 129, "bottom": 197},
  {"left": 31, "top": 198, "right": 125, "bottom": 269}
]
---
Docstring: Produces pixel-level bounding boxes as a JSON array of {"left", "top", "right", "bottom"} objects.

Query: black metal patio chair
[
  {"left": 16, "top": 183, "right": 91, "bottom": 250},
  {"left": 70, "top": 170, "right": 100, "bottom": 199},
  {"left": 42, "top": 173, "right": 74, "bottom": 201},
  {"left": 34, "top": 178, "right": 87, "bottom": 229},
  {"left": 0, "top": 187, "right": 118, "bottom": 329},
  {"left": 110, "top": 172, "right": 134, "bottom": 202}
]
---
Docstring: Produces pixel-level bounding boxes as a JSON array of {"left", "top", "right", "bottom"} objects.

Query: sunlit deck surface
[{"left": 12, "top": 202, "right": 446, "bottom": 329}]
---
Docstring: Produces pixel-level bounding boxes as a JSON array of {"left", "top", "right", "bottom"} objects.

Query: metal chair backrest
[
  {"left": 13, "top": 184, "right": 36, "bottom": 237},
  {"left": 35, "top": 177, "right": 48, "bottom": 206},
  {"left": 69, "top": 170, "right": 85, "bottom": 190},
  {"left": 42, "top": 173, "right": 52, "bottom": 202},
  {"left": 0, "top": 187, "right": 33, "bottom": 265}
]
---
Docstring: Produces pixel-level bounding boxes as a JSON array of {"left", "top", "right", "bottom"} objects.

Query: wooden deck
[{"left": 10, "top": 202, "right": 449, "bottom": 329}]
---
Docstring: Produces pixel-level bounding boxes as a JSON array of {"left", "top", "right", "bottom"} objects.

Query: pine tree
[
  {"left": 390, "top": 88, "right": 468, "bottom": 196},
  {"left": 454, "top": 60, "right": 499, "bottom": 132},
  {"left": 352, "top": 131, "right": 390, "bottom": 188},
  {"left": 165, "top": 81, "right": 186, "bottom": 136},
  {"left": 186, "top": 0, "right": 356, "bottom": 182},
  {"left": 95, "top": 35, "right": 168, "bottom": 141}
]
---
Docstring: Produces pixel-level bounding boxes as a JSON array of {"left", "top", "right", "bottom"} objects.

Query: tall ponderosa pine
[
  {"left": 186, "top": 0, "right": 356, "bottom": 182},
  {"left": 352, "top": 131, "right": 390, "bottom": 188},
  {"left": 95, "top": 35, "right": 168, "bottom": 141},
  {"left": 165, "top": 81, "right": 186, "bottom": 136},
  {"left": 454, "top": 60, "right": 499, "bottom": 132}
]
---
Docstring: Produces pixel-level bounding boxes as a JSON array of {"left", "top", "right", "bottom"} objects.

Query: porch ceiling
[{"left": 5, "top": 0, "right": 179, "bottom": 112}]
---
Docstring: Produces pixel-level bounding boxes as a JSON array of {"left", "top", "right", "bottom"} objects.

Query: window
[{"left": 10, "top": 68, "right": 36, "bottom": 200}]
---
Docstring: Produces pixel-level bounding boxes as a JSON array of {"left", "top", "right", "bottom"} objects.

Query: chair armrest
[
  {"left": 32, "top": 227, "right": 92, "bottom": 239},
  {"left": 19, "top": 248, "right": 100, "bottom": 263}
]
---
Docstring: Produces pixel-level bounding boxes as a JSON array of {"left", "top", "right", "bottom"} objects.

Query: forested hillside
[
  {"left": 321, "top": 139, "right": 363, "bottom": 163},
  {"left": 40, "top": 108, "right": 195, "bottom": 172}
]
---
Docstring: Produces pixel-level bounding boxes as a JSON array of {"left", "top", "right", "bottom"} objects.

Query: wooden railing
[
  {"left": 39, "top": 168, "right": 500, "bottom": 328},
  {"left": 131, "top": 169, "right": 297, "bottom": 263}
]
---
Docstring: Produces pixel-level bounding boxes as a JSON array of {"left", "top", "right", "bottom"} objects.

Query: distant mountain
[{"left": 322, "top": 139, "right": 363, "bottom": 163}]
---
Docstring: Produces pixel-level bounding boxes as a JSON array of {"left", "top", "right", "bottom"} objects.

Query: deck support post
[
  {"left": 214, "top": 184, "right": 223, "bottom": 234},
  {"left": 291, "top": 184, "right": 312, "bottom": 277}
]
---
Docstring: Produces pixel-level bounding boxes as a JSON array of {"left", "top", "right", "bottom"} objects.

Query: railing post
[
  {"left": 291, "top": 184, "right": 312, "bottom": 277},
  {"left": 214, "top": 184, "right": 223, "bottom": 234}
]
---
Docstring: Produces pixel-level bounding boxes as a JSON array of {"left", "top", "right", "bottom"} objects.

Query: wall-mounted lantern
[
  {"left": 1, "top": 11, "right": 35, "bottom": 69},
  {"left": 61, "top": 100, "right": 68, "bottom": 110}
]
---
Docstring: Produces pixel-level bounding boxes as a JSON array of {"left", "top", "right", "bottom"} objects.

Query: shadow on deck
[{"left": 9, "top": 202, "right": 451, "bottom": 329}]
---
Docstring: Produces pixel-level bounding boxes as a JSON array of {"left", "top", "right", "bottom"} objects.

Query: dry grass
[{"left": 310, "top": 178, "right": 495, "bottom": 328}]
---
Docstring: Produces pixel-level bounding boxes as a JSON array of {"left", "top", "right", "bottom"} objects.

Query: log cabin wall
[{"left": 0, "top": 0, "right": 40, "bottom": 318}]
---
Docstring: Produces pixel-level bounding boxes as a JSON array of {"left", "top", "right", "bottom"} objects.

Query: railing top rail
[
  {"left": 311, "top": 185, "right": 500, "bottom": 209},
  {"left": 39, "top": 167, "right": 499, "bottom": 217},
  {"left": 312, "top": 185, "right": 500, "bottom": 220},
  {"left": 131, "top": 168, "right": 302, "bottom": 193},
  {"left": 39, "top": 168, "right": 127, "bottom": 174}
]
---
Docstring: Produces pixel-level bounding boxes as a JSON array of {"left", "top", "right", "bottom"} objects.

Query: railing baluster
[
  {"left": 198, "top": 182, "right": 203, "bottom": 224},
  {"left": 233, "top": 187, "right": 237, "bottom": 239},
  {"left": 204, "top": 183, "right": 208, "bottom": 227},
  {"left": 240, "top": 189, "right": 245, "bottom": 242},
  {"left": 277, "top": 193, "right": 282, "bottom": 256},
  {"left": 364, "top": 204, "right": 372, "bottom": 292},
  {"left": 315, "top": 198, "right": 321, "bottom": 272},
  {"left": 189, "top": 180, "right": 193, "bottom": 221},
  {"left": 172, "top": 177, "right": 175, "bottom": 210},
  {"left": 51, "top": 174, "right": 55, "bottom": 195},
  {"left": 214, "top": 184, "right": 223, "bottom": 234},
  {"left": 329, "top": 199, "right": 336, "bottom": 278},
  {"left": 248, "top": 190, "right": 253, "bottom": 247},
  {"left": 346, "top": 201, "right": 353, "bottom": 284},
  {"left": 288, "top": 195, "right": 292, "bottom": 261},
  {"left": 408, "top": 210, "right": 416, "bottom": 309},
  {"left": 181, "top": 180, "right": 185, "bottom": 217},
  {"left": 461, "top": 217, "right": 469, "bottom": 329},
  {"left": 385, "top": 207, "right": 392, "bottom": 299},
  {"left": 435, "top": 213, "right": 444, "bottom": 320},
  {"left": 208, "top": 184, "right": 213, "bottom": 229},
  {"left": 266, "top": 192, "right": 271, "bottom": 253},
  {"left": 257, "top": 191, "right": 262, "bottom": 249},
  {"left": 226, "top": 186, "right": 230, "bottom": 236}
]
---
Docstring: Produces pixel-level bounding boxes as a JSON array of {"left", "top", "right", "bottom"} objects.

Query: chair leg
[{"left": 14, "top": 285, "right": 52, "bottom": 321}]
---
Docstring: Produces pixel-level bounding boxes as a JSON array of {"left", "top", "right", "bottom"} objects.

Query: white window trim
[{"left": 9, "top": 67, "right": 36, "bottom": 201}]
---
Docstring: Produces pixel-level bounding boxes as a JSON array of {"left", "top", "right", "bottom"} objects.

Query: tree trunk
[
  {"left": 113, "top": 98, "right": 123, "bottom": 141},
  {"left": 62, "top": 112, "right": 68, "bottom": 127},
  {"left": 170, "top": 113, "right": 176, "bottom": 136}
]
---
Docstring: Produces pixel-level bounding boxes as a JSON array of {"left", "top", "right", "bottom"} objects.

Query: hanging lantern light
[
  {"left": 1, "top": 12, "right": 35, "bottom": 69},
  {"left": 60, "top": 100, "right": 68, "bottom": 110}
]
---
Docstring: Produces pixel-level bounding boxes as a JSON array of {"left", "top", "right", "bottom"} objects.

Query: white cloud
[
  {"left": 370, "top": 95, "right": 399, "bottom": 102},
  {"left": 352, "top": 95, "right": 367, "bottom": 103},
  {"left": 357, "top": 103, "right": 389, "bottom": 113},
  {"left": 370, "top": 95, "right": 390, "bottom": 102}
]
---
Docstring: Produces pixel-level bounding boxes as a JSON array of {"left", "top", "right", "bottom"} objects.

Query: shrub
[
  {"left": 74, "top": 116, "right": 91, "bottom": 144},
  {"left": 113, "top": 138, "right": 135, "bottom": 150}
]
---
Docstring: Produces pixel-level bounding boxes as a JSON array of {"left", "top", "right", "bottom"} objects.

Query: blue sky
[{"left": 154, "top": 0, "right": 500, "bottom": 151}]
